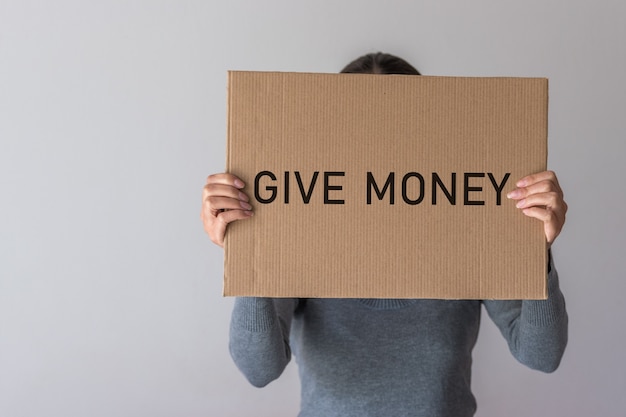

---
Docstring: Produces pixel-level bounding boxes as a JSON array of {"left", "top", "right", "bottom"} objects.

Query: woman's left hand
[{"left": 507, "top": 170, "right": 568, "bottom": 247}]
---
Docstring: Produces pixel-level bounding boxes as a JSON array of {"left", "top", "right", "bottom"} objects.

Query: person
[{"left": 200, "top": 52, "right": 568, "bottom": 417}]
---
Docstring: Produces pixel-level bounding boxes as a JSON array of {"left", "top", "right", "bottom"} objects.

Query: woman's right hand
[{"left": 201, "top": 173, "right": 254, "bottom": 247}]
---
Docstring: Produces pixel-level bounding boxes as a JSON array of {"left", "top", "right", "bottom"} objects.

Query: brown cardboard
[{"left": 224, "top": 71, "right": 548, "bottom": 299}]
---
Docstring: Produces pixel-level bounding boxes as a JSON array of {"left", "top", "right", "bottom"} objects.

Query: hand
[
  {"left": 507, "top": 170, "right": 567, "bottom": 247},
  {"left": 201, "top": 173, "right": 253, "bottom": 247}
]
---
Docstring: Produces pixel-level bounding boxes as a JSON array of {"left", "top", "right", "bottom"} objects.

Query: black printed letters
[{"left": 254, "top": 171, "right": 510, "bottom": 206}]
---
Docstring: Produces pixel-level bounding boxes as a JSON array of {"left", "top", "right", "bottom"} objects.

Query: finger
[
  {"left": 218, "top": 208, "right": 254, "bottom": 224},
  {"left": 206, "top": 209, "right": 254, "bottom": 247},
  {"left": 521, "top": 207, "right": 562, "bottom": 244},
  {"left": 204, "top": 195, "right": 253, "bottom": 216},
  {"left": 513, "top": 191, "right": 561, "bottom": 210},
  {"left": 507, "top": 179, "right": 562, "bottom": 200},
  {"left": 206, "top": 173, "right": 245, "bottom": 188},
  {"left": 212, "top": 211, "right": 254, "bottom": 245},
  {"left": 516, "top": 170, "right": 561, "bottom": 191},
  {"left": 203, "top": 183, "right": 250, "bottom": 202}
]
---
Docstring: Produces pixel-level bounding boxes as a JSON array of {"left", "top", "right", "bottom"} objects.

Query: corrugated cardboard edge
[
  {"left": 520, "top": 76, "right": 548, "bottom": 301},
  {"left": 534, "top": 78, "right": 549, "bottom": 300},
  {"left": 223, "top": 71, "right": 233, "bottom": 297}
]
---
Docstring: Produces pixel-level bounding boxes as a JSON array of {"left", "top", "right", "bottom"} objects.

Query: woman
[{"left": 201, "top": 53, "right": 568, "bottom": 417}]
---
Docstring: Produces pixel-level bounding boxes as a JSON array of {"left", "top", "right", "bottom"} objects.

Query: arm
[
  {"left": 229, "top": 297, "right": 300, "bottom": 387},
  {"left": 485, "top": 170, "right": 569, "bottom": 372},
  {"left": 201, "top": 173, "right": 297, "bottom": 386},
  {"left": 483, "top": 254, "right": 568, "bottom": 372}
]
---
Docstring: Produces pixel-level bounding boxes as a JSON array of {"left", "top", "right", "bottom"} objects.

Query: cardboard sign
[{"left": 224, "top": 71, "right": 548, "bottom": 299}]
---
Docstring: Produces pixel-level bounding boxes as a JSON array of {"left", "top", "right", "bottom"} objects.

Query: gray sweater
[{"left": 229, "top": 260, "right": 567, "bottom": 417}]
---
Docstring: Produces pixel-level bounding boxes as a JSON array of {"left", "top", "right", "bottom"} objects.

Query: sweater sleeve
[
  {"left": 229, "top": 297, "right": 300, "bottom": 387},
  {"left": 482, "top": 253, "right": 568, "bottom": 373}
]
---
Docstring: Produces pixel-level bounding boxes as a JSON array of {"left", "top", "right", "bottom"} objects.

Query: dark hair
[{"left": 340, "top": 52, "right": 421, "bottom": 75}]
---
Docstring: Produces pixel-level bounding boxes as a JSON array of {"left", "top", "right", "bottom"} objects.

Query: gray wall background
[{"left": 1, "top": 1, "right": 624, "bottom": 416}]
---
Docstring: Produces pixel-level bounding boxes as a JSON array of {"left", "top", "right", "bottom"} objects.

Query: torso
[{"left": 290, "top": 299, "right": 482, "bottom": 417}]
